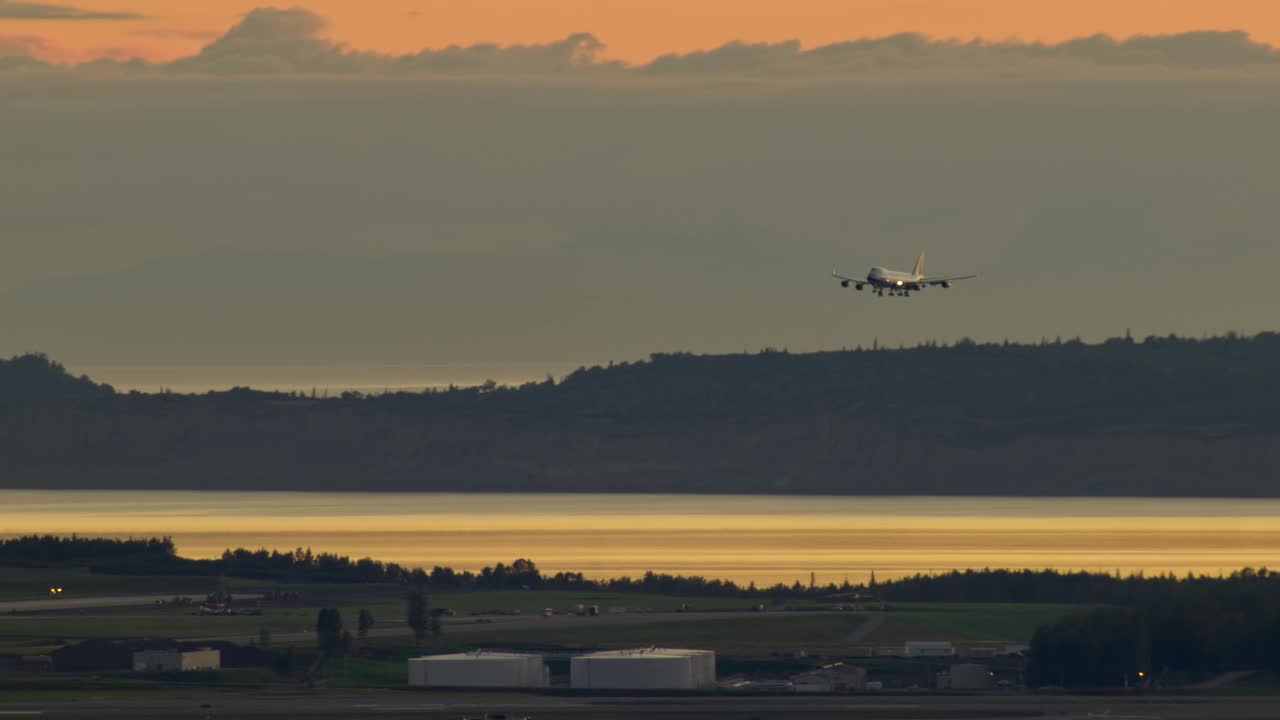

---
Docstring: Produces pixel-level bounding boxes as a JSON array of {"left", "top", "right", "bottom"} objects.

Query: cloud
[
  {"left": 396, "top": 32, "right": 617, "bottom": 73},
  {"left": 128, "top": 28, "right": 220, "bottom": 41},
  {"left": 4, "top": 10, "right": 1280, "bottom": 363},
  {"left": 641, "top": 31, "right": 1280, "bottom": 75},
  {"left": 0, "top": 34, "right": 53, "bottom": 66},
  {"left": 0, "top": 34, "right": 48, "bottom": 55},
  {"left": 167, "top": 7, "right": 360, "bottom": 74},
  {"left": 0, "top": 0, "right": 141, "bottom": 20},
  {"left": 162, "top": 7, "right": 616, "bottom": 75},
  {"left": 2, "top": 5, "right": 1278, "bottom": 77},
  {"left": 1052, "top": 31, "right": 1278, "bottom": 68}
]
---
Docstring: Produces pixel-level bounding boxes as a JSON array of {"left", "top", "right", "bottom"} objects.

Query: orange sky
[{"left": 6, "top": 0, "right": 1280, "bottom": 64}]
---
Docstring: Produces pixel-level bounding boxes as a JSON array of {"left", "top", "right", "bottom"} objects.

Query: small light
[{"left": 1138, "top": 671, "right": 1145, "bottom": 678}]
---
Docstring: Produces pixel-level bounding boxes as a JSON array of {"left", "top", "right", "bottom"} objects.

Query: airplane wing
[
  {"left": 923, "top": 273, "right": 980, "bottom": 286},
  {"left": 832, "top": 270, "right": 860, "bottom": 283}
]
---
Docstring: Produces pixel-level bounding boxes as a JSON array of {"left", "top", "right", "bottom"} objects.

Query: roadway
[
  {"left": 3, "top": 692, "right": 1280, "bottom": 719},
  {"left": 0, "top": 595, "right": 213, "bottom": 613}
]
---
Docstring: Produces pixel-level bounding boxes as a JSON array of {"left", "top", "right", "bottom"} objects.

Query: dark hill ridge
[
  {"left": 0, "top": 353, "right": 114, "bottom": 404},
  {"left": 4, "top": 334, "right": 1280, "bottom": 495}
]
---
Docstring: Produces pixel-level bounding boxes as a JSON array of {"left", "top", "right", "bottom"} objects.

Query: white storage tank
[
  {"left": 663, "top": 648, "right": 716, "bottom": 688},
  {"left": 407, "top": 652, "right": 548, "bottom": 688},
  {"left": 570, "top": 648, "right": 715, "bottom": 689}
]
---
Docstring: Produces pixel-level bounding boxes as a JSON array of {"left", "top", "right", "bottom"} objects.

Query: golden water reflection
[{"left": 1, "top": 491, "right": 1276, "bottom": 585}]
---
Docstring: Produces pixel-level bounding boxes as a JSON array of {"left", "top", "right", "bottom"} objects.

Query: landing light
[{"left": 896, "top": 280, "right": 903, "bottom": 286}]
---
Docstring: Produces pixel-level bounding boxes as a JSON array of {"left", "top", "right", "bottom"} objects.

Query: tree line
[
  {"left": 4, "top": 333, "right": 1280, "bottom": 495},
  {"left": 1028, "top": 599, "right": 1280, "bottom": 687},
  {"left": 8, "top": 535, "right": 1280, "bottom": 608}
]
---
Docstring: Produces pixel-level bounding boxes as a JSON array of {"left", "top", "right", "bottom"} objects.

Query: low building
[
  {"left": 937, "top": 663, "right": 991, "bottom": 690},
  {"left": 951, "top": 663, "right": 993, "bottom": 689},
  {"left": 571, "top": 648, "right": 716, "bottom": 689},
  {"left": 904, "top": 641, "right": 954, "bottom": 657},
  {"left": 792, "top": 665, "right": 867, "bottom": 693},
  {"left": 54, "top": 640, "right": 268, "bottom": 673},
  {"left": 407, "top": 652, "right": 548, "bottom": 688},
  {"left": 132, "top": 648, "right": 220, "bottom": 672}
]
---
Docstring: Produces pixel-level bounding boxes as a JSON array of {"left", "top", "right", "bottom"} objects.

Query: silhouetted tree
[
  {"left": 357, "top": 609, "right": 375, "bottom": 640},
  {"left": 315, "top": 608, "right": 344, "bottom": 656},
  {"left": 406, "top": 590, "right": 428, "bottom": 644}
]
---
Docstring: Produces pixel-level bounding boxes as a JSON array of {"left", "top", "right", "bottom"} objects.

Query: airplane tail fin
[{"left": 912, "top": 251, "right": 925, "bottom": 277}]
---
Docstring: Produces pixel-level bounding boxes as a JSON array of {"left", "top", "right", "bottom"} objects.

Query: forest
[{"left": 3, "top": 332, "right": 1280, "bottom": 495}]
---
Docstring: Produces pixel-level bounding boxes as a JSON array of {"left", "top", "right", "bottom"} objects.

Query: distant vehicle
[{"left": 832, "top": 251, "right": 979, "bottom": 297}]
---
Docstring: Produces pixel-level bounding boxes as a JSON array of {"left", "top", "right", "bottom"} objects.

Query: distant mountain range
[{"left": 4, "top": 334, "right": 1280, "bottom": 496}]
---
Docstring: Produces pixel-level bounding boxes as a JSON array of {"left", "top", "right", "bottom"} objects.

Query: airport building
[
  {"left": 570, "top": 648, "right": 716, "bottom": 689},
  {"left": 132, "top": 648, "right": 221, "bottom": 672},
  {"left": 407, "top": 652, "right": 549, "bottom": 688}
]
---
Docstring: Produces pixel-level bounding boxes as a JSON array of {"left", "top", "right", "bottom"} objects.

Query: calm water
[{"left": 2, "top": 491, "right": 1277, "bottom": 585}]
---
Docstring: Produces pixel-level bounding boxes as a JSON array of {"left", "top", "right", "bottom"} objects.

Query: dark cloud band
[{"left": 0, "top": 0, "right": 142, "bottom": 21}]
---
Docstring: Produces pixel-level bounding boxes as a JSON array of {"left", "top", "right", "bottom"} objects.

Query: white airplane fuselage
[
  {"left": 833, "top": 251, "right": 973, "bottom": 297},
  {"left": 866, "top": 266, "right": 925, "bottom": 290}
]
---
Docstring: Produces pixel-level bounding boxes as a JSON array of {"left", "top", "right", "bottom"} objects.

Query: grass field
[
  {"left": 521, "top": 612, "right": 864, "bottom": 655},
  {"left": 364, "top": 612, "right": 872, "bottom": 658},
  {"left": 875, "top": 603, "right": 1080, "bottom": 644},
  {"left": 0, "top": 566, "right": 221, "bottom": 601},
  {"left": 0, "top": 561, "right": 1077, "bottom": 671},
  {"left": 428, "top": 589, "right": 785, "bottom": 615},
  {"left": 0, "top": 597, "right": 1072, "bottom": 655},
  {"left": 0, "top": 580, "right": 816, "bottom": 652},
  {"left": 0, "top": 611, "right": 312, "bottom": 654}
]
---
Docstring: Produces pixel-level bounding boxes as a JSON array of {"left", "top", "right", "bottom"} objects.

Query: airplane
[{"left": 832, "top": 252, "right": 979, "bottom": 297}]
